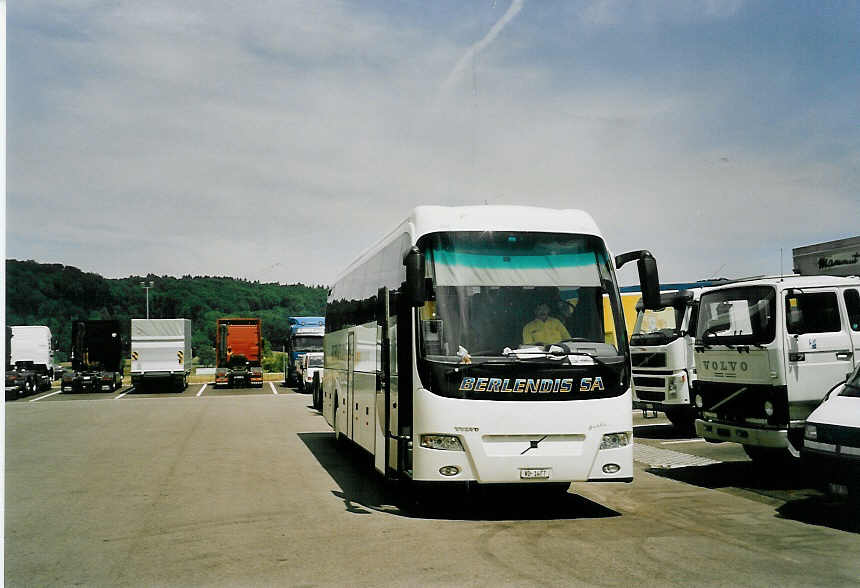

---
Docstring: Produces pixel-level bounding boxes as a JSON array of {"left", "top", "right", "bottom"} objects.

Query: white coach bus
[{"left": 322, "top": 205, "right": 660, "bottom": 488}]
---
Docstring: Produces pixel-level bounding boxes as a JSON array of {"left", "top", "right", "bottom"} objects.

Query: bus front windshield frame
[
  {"left": 415, "top": 231, "right": 630, "bottom": 401},
  {"left": 695, "top": 286, "right": 776, "bottom": 346}
]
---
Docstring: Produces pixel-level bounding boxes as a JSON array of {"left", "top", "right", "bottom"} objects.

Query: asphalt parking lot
[{"left": 5, "top": 387, "right": 860, "bottom": 586}]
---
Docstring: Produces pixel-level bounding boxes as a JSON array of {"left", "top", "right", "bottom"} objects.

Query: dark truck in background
[
  {"left": 62, "top": 320, "right": 124, "bottom": 393},
  {"left": 215, "top": 318, "right": 263, "bottom": 388}
]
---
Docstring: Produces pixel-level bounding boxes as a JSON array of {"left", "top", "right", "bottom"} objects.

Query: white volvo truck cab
[
  {"left": 631, "top": 289, "right": 703, "bottom": 432},
  {"left": 693, "top": 275, "right": 860, "bottom": 463}
]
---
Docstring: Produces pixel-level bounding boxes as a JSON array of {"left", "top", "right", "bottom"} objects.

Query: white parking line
[
  {"left": 661, "top": 439, "right": 706, "bottom": 445},
  {"left": 114, "top": 388, "right": 132, "bottom": 400},
  {"left": 269, "top": 382, "right": 278, "bottom": 395},
  {"left": 634, "top": 443, "right": 721, "bottom": 468},
  {"left": 197, "top": 384, "right": 207, "bottom": 397},
  {"left": 29, "top": 390, "right": 63, "bottom": 402}
]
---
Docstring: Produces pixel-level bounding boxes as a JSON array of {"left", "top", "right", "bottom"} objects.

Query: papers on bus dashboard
[{"left": 502, "top": 346, "right": 595, "bottom": 365}]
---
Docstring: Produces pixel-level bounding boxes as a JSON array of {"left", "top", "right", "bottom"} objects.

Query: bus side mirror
[
  {"left": 403, "top": 247, "right": 426, "bottom": 307},
  {"left": 616, "top": 250, "right": 661, "bottom": 310},
  {"left": 376, "top": 287, "right": 389, "bottom": 326},
  {"left": 638, "top": 254, "right": 660, "bottom": 310}
]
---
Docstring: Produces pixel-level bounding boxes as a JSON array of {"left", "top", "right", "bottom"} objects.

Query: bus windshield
[
  {"left": 696, "top": 286, "right": 776, "bottom": 346},
  {"left": 419, "top": 232, "right": 627, "bottom": 361}
]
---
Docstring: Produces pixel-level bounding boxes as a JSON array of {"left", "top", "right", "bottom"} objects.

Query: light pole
[{"left": 140, "top": 281, "right": 153, "bottom": 319}]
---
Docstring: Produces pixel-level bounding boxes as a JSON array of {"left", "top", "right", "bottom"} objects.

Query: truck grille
[
  {"left": 631, "top": 352, "right": 667, "bottom": 368},
  {"left": 694, "top": 381, "right": 788, "bottom": 426},
  {"left": 635, "top": 390, "right": 664, "bottom": 402},
  {"left": 633, "top": 376, "right": 665, "bottom": 389},
  {"left": 816, "top": 424, "right": 860, "bottom": 449}
]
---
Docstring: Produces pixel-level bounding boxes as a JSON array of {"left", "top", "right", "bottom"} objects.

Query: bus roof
[{"left": 331, "top": 205, "right": 605, "bottom": 286}]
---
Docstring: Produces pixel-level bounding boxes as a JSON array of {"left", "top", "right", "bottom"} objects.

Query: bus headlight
[
  {"left": 804, "top": 424, "right": 817, "bottom": 440},
  {"left": 599, "top": 432, "right": 630, "bottom": 450},
  {"left": 764, "top": 400, "right": 774, "bottom": 417},
  {"left": 420, "top": 434, "right": 464, "bottom": 451}
]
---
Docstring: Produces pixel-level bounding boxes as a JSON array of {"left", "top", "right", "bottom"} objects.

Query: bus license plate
[{"left": 520, "top": 468, "right": 551, "bottom": 480}]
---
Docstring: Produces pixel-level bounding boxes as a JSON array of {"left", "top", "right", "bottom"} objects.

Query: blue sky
[{"left": 6, "top": 1, "right": 859, "bottom": 286}]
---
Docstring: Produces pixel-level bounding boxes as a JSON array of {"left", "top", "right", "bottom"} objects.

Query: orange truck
[{"left": 214, "top": 318, "right": 263, "bottom": 388}]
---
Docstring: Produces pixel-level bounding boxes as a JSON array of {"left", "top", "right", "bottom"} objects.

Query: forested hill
[{"left": 5, "top": 259, "right": 327, "bottom": 364}]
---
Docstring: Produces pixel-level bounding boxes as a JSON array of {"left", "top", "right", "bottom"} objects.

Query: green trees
[{"left": 5, "top": 260, "right": 327, "bottom": 369}]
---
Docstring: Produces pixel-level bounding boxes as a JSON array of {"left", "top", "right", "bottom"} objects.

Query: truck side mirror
[{"left": 403, "top": 247, "right": 426, "bottom": 307}]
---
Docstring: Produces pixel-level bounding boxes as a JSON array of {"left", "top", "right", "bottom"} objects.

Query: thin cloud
[{"left": 439, "top": 0, "right": 525, "bottom": 95}]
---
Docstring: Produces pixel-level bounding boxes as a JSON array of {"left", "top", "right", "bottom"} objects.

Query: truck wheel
[{"left": 665, "top": 408, "right": 696, "bottom": 436}]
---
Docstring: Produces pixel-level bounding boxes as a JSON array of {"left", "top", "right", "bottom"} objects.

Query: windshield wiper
[{"left": 445, "top": 358, "right": 520, "bottom": 376}]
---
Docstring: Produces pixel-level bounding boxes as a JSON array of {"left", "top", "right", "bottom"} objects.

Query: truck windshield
[
  {"left": 307, "top": 355, "right": 324, "bottom": 368},
  {"left": 631, "top": 305, "right": 684, "bottom": 345},
  {"left": 419, "top": 231, "right": 626, "bottom": 359},
  {"left": 696, "top": 286, "right": 776, "bottom": 346},
  {"left": 293, "top": 336, "right": 323, "bottom": 352}
]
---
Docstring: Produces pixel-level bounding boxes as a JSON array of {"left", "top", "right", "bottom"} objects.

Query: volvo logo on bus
[{"left": 458, "top": 377, "right": 604, "bottom": 394}]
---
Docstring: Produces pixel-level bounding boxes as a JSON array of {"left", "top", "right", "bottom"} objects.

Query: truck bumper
[{"left": 695, "top": 419, "right": 789, "bottom": 448}]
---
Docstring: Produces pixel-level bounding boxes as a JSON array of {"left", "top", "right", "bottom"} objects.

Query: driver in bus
[{"left": 522, "top": 302, "right": 571, "bottom": 346}]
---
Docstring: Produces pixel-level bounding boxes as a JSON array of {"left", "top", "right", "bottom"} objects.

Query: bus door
[
  {"left": 376, "top": 287, "right": 402, "bottom": 478},
  {"left": 347, "top": 331, "right": 355, "bottom": 440}
]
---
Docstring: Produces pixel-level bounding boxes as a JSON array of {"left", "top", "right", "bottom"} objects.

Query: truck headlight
[
  {"left": 804, "top": 424, "right": 817, "bottom": 440},
  {"left": 420, "top": 434, "right": 464, "bottom": 451},
  {"left": 600, "top": 432, "right": 631, "bottom": 450}
]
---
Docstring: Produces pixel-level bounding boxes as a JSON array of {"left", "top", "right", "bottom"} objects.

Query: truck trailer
[
  {"left": 62, "top": 320, "right": 124, "bottom": 393},
  {"left": 5, "top": 326, "right": 56, "bottom": 399},
  {"left": 284, "top": 316, "right": 324, "bottom": 386},
  {"left": 130, "top": 319, "right": 192, "bottom": 392},
  {"left": 215, "top": 318, "right": 263, "bottom": 388}
]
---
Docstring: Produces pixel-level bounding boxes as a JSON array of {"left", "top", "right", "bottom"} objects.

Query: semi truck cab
[{"left": 631, "top": 290, "right": 701, "bottom": 431}]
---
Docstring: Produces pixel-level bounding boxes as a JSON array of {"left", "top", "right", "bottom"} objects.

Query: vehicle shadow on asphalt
[
  {"left": 646, "top": 461, "right": 859, "bottom": 534},
  {"left": 298, "top": 432, "right": 621, "bottom": 521}
]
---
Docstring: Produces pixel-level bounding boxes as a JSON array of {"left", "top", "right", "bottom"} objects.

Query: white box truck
[
  {"left": 130, "top": 319, "right": 192, "bottom": 392},
  {"left": 6, "top": 325, "right": 56, "bottom": 398}
]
